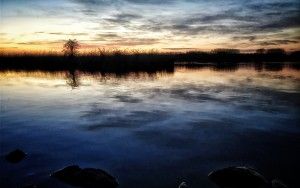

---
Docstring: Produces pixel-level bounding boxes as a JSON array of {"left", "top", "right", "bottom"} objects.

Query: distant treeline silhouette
[
  {"left": 0, "top": 48, "right": 299, "bottom": 72},
  {"left": 175, "top": 48, "right": 299, "bottom": 62}
]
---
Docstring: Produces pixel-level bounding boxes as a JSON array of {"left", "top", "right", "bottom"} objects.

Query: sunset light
[{"left": 1, "top": 0, "right": 299, "bottom": 53}]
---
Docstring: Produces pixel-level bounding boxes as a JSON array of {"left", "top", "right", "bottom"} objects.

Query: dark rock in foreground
[
  {"left": 208, "top": 166, "right": 269, "bottom": 188},
  {"left": 208, "top": 166, "right": 289, "bottom": 188},
  {"left": 51, "top": 165, "right": 118, "bottom": 188},
  {"left": 5, "top": 149, "right": 26, "bottom": 163},
  {"left": 272, "top": 180, "right": 288, "bottom": 188},
  {"left": 178, "top": 181, "right": 188, "bottom": 188}
]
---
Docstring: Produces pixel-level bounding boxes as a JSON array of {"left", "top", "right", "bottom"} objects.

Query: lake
[{"left": 0, "top": 63, "right": 299, "bottom": 188}]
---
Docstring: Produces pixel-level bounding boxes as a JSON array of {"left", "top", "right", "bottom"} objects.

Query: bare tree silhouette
[{"left": 63, "top": 39, "right": 79, "bottom": 58}]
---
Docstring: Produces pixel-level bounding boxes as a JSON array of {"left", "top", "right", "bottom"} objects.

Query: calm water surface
[{"left": 0, "top": 63, "right": 300, "bottom": 188}]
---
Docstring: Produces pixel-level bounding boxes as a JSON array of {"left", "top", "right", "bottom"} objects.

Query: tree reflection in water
[{"left": 66, "top": 69, "right": 80, "bottom": 89}]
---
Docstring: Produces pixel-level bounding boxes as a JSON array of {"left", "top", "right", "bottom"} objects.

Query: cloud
[
  {"left": 70, "top": 0, "right": 299, "bottom": 39},
  {"left": 2, "top": 0, "right": 300, "bottom": 50},
  {"left": 258, "top": 39, "right": 299, "bottom": 46},
  {"left": 107, "top": 38, "right": 159, "bottom": 46},
  {"left": 96, "top": 33, "right": 120, "bottom": 38},
  {"left": 49, "top": 32, "right": 88, "bottom": 36},
  {"left": 72, "top": 0, "right": 108, "bottom": 6},
  {"left": 123, "top": 0, "right": 297, "bottom": 49},
  {"left": 33, "top": 32, "right": 88, "bottom": 36},
  {"left": 16, "top": 40, "right": 64, "bottom": 45},
  {"left": 124, "top": 0, "right": 174, "bottom": 4},
  {"left": 246, "top": 1, "right": 298, "bottom": 12},
  {"left": 72, "top": 0, "right": 176, "bottom": 6},
  {"left": 104, "top": 13, "right": 142, "bottom": 24},
  {"left": 91, "top": 33, "right": 120, "bottom": 41},
  {"left": 89, "top": 31, "right": 159, "bottom": 46},
  {"left": 232, "top": 36, "right": 256, "bottom": 42}
]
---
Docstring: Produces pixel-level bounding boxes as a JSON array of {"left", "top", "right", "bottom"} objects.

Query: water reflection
[
  {"left": 66, "top": 69, "right": 80, "bottom": 89},
  {"left": 176, "top": 62, "right": 296, "bottom": 72},
  {"left": 0, "top": 62, "right": 300, "bottom": 188},
  {"left": 1, "top": 62, "right": 299, "bottom": 89}
]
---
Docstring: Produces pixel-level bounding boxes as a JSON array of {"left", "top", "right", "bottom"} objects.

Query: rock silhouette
[
  {"left": 178, "top": 181, "right": 189, "bottom": 188},
  {"left": 208, "top": 166, "right": 269, "bottom": 188},
  {"left": 51, "top": 165, "right": 118, "bottom": 188},
  {"left": 5, "top": 149, "right": 26, "bottom": 163},
  {"left": 208, "top": 166, "right": 288, "bottom": 188},
  {"left": 272, "top": 179, "right": 288, "bottom": 188}
]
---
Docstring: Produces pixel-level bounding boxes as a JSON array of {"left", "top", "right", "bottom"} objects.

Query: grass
[{"left": 0, "top": 49, "right": 299, "bottom": 72}]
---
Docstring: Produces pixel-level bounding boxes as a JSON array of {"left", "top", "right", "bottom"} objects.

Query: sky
[{"left": 0, "top": 0, "right": 299, "bottom": 53}]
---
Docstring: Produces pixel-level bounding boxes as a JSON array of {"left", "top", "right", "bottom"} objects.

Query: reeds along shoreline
[{"left": 0, "top": 50, "right": 299, "bottom": 72}]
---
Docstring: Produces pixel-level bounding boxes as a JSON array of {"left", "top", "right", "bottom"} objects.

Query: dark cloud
[
  {"left": 258, "top": 14, "right": 300, "bottom": 31},
  {"left": 72, "top": 0, "right": 111, "bottom": 6},
  {"left": 16, "top": 40, "right": 64, "bottom": 45},
  {"left": 34, "top": 31, "right": 45, "bottom": 34},
  {"left": 50, "top": 32, "right": 88, "bottom": 36},
  {"left": 33, "top": 32, "right": 88, "bottom": 36},
  {"left": 108, "top": 38, "right": 159, "bottom": 46},
  {"left": 168, "top": 5, "right": 299, "bottom": 36},
  {"left": 104, "top": 13, "right": 142, "bottom": 24},
  {"left": 96, "top": 33, "right": 120, "bottom": 39},
  {"left": 124, "top": 0, "right": 174, "bottom": 4},
  {"left": 232, "top": 36, "right": 256, "bottom": 42},
  {"left": 70, "top": 0, "right": 115, "bottom": 17},
  {"left": 72, "top": 0, "right": 178, "bottom": 6},
  {"left": 49, "top": 32, "right": 65, "bottom": 35},
  {"left": 91, "top": 31, "right": 159, "bottom": 46},
  {"left": 246, "top": 2, "right": 298, "bottom": 12},
  {"left": 258, "top": 40, "right": 299, "bottom": 46}
]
